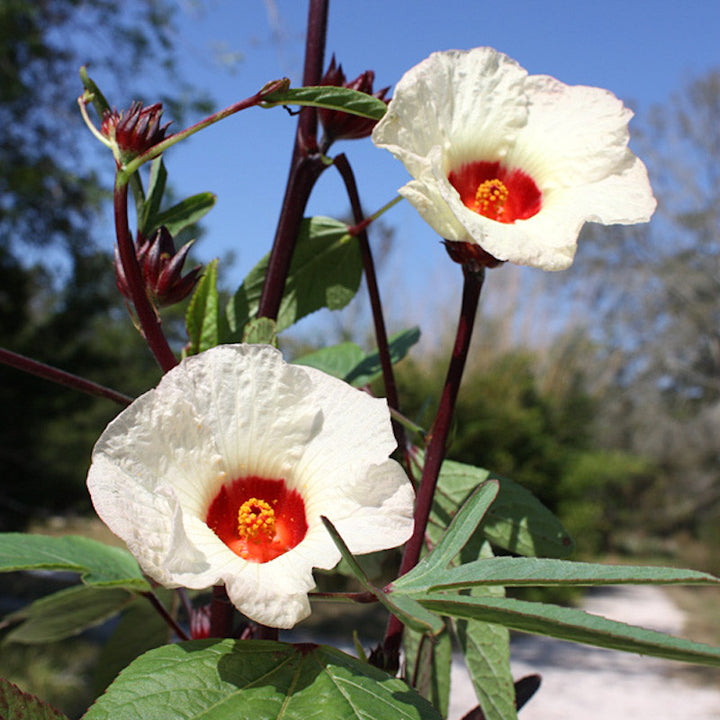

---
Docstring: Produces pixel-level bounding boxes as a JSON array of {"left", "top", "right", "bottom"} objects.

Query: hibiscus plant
[{"left": 1, "top": 2, "right": 719, "bottom": 719}]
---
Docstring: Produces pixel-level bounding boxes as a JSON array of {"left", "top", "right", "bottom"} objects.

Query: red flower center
[
  {"left": 206, "top": 476, "right": 308, "bottom": 563},
  {"left": 448, "top": 161, "right": 542, "bottom": 223}
]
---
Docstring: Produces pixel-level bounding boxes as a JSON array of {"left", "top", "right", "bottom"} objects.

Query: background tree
[
  {"left": 0, "top": 0, "right": 210, "bottom": 528},
  {"left": 548, "top": 69, "right": 720, "bottom": 556}
]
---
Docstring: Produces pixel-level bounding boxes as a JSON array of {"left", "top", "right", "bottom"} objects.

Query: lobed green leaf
[
  {"left": 398, "top": 557, "right": 720, "bottom": 594},
  {"left": 403, "top": 626, "right": 452, "bottom": 719},
  {"left": 321, "top": 517, "right": 443, "bottom": 636},
  {"left": 450, "top": 545, "right": 516, "bottom": 720},
  {"left": 83, "top": 639, "right": 442, "bottom": 720},
  {"left": 428, "top": 457, "right": 573, "bottom": 558},
  {"left": 419, "top": 593, "right": 720, "bottom": 667}
]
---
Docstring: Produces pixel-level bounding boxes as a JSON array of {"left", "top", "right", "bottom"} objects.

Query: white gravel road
[{"left": 449, "top": 585, "right": 720, "bottom": 719}]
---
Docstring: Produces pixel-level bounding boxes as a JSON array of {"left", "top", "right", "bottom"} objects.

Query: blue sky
[{"left": 134, "top": 0, "right": 720, "bottom": 345}]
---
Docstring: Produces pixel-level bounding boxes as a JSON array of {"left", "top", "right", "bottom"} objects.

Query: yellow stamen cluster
[
  {"left": 474, "top": 179, "right": 509, "bottom": 219},
  {"left": 237, "top": 498, "right": 276, "bottom": 540}
]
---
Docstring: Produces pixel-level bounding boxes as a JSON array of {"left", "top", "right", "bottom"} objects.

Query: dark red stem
[
  {"left": 0, "top": 347, "right": 133, "bottom": 406},
  {"left": 114, "top": 182, "right": 178, "bottom": 372},
  {"left": 382, "top": 264, "right": 485, "bottom": 662},
  {"left": 142, "top": 590, "right": 189, "bottom": 641},
  {"left": 209, "top": 585, "right": 235, "bottom": 638},
  {"left": 333, "top": 154, "right": 404, "bottom": 445},
  {"left": 257, "top": 0, "right": 329, "bottom": 320}
]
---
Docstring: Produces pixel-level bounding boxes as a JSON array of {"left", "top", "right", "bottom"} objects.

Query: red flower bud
[
  {"left": 443, "top": 240, "right": 504, "bottom": 270},
  {"left": 101, "top": 102, "right": 171, "bottom": 159},
  {"left": 190, "top": 605, "right": 211, "bottom": 640},
  {"left": 318, "top": 55, "right": 390, "bottom": 144},
  {"left": 115, "top": 226, "right": 202, "bottom": 308}
]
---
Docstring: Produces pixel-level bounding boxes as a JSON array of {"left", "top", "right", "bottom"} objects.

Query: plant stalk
[
  {"left": 114, "top": 182, "right": 178, "bottom": 372},
  {"left": 0, "top": 347, "right": 133, "bottom": 406},
  {"left": 382, "top": 264, "right": 485, "bottom": 666},
  {"left": 257, "top": 0, "right": 329, "bottom": 321}
]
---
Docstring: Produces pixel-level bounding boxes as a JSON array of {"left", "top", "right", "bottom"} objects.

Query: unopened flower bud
[
  {"left": 318, "top": 55, "right": 390, "bottom": 144},
  {"left": 443, "top": 240, "right": 504, "bottom": 270},
  {"left": 115, "top": 226, "right": 202, "bottom": 308},
  {"left": 101, "top": 102, "right": 170, "bottom": 159},
  {"left": 190, "top": 605, "right": 211, "bottom": 640}
]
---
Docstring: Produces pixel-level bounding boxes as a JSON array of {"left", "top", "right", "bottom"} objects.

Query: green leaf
[
  {"left": 149, "top": 192, "right": 217, "bottom": 237},
  {"left": 293, "top": 328, "right": 421, "bottom": 388},
  {"left": 419, "top": 593, "right": 720, "bottom": 667},
  {"left": 139, "top": 157, "right": 168, "bottom": 235},
  {"left": 261, "top": 86, "right": 388, "bottom": 121},
  {"left": 403, "top": 625, "right": 452, "bottom": 718},
  {"left": 0, "top": 533, "right": 149, "bottom": 591},
  {"left": 398, "top": 557, "right": 720, "bottom": 594},
  {"left": 293, "top": 342, "right": 365, "bottom": 380},
  {"left": 4, "top": 585, "right": 133, "bottom": 644},
  {"left": 392, "top": 481, "right": 500, "bottom": 593},
  {"left": 344, "top": 328, "right": 421, "bottom": 388},
  {"left": 242, "top": 317, "right": 277, "bottom": 346},
  {"left": 185, "top": 258, "right": 220, "bottom": 355},
  {"left": 429, "top": 458, "right": 573, "bottom": 558},
  {"left": 0, "top": 677, "right": 69, "bottom": 720},
  {"left": 83, "top": 639, "right": 442, "bottom": 720},
  {"left": 225, "top": 217, "right": 361, "bottom": 337},
  {"left": 320, "top": 517, "right": 443, "bottom": 636},
  {"left": 94, "top": 593, "right": 173, "bottom": 693},
  {"left": 450, "top": 543, "right": 516, "bottom": 720}
]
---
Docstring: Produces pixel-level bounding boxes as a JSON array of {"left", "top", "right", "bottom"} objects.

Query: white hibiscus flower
[
  {"left": 87, "top": 344, "right": 414, "bottom": 629},
  {"left": 372, "top": 47, "right": 656, "bottom": 270}
]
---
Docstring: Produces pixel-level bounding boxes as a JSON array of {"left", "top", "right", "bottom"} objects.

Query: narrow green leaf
[
  {"left": 242, "top": 317, "right": 277, "bottom": 346},
  {"left": 344, "top": 327, "right": 422, "bottom": 387},
  {"left": 321, "top": 517, "right": 443, "bottom": 636},
  {"left": 0, "top": 677, "right": 69, "bottom": 720},
  {"left": 392, "top": 481, "right": 499, "bottom": 593},
  {"left": 140, "top": 157, "right": 168, "bottom": 235},
  {"left": 149, "top": 192, "right": 217, "bottom": 237},
  {"left": 429, "top": 457, "right": 573, "bottom": 558},
  {"left": 450, "top": 542, "right": 516, "bottom": 720},
  {"left": 4, "top": 585, "right": 133, "bottom": 644},
  {"left": 0, "top": 533, "right": 149, "bottom": 591},
  {"left": 420, "top": 593, "right": 720, "bottom": 667},
  {"left": 403, "top": 626, "right": 452, "bottom": 718},
  {"left": 225, "top": 217, "right": 361, "bottom": 337},
  {"left": 400, "top": 557, "right": 720, "bottom": 594},
  {"left": 94, "top": 593, "right": 173, "bottom": 693},
  {"left": 185, "top": 258, "right": 219, "bottom": 355},
  {"left": 261, "top": 86, "right": 388, "bottom": 121},
  {"left": 84, "top": 639, "right": 442, "bottom": 720}
]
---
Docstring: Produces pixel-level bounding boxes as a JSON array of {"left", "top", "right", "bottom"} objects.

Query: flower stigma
[
  {"left": 448, "top": 160, "right": 542, "bottom": 225},
  {"left": 474, "top": 178, "right": 509, "bottom": 221},
  {"left": 206, "top": 476, "right": 308, "bottom": 564},
  {"left": 237, "top": 498, "right": 276, "bottom": 540}
]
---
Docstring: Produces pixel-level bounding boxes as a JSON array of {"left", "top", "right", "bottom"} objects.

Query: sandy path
[{"left": 449, "top": 585, "right": 720, "bottom": 719}]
